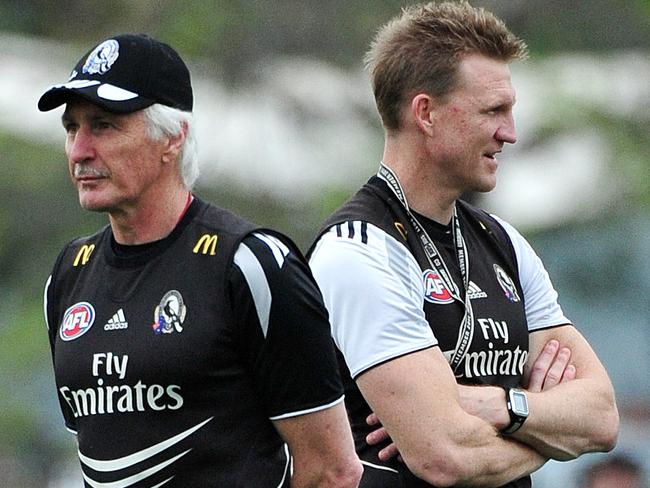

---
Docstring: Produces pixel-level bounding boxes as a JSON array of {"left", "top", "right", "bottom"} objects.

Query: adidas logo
[
  {"left": 467, "top": 281, "right": 487, "bottom": 300},
  {"left": 104, "top": 309, "right": 129, "bottom": 331}
]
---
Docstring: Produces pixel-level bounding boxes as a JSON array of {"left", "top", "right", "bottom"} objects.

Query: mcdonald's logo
[
  {"left": 73, "top": 244, "right": 95, "bottom": 267},
  {"left": 193, "top": 234, "right": 218, "bottom": 255},
  {"left": 394, "top": 222, "right": 407, "bottom": 241}
]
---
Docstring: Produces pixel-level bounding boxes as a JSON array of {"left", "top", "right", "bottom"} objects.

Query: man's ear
[
  {"left": 410, "top": 93, "right": 436, "bottom": 135},
  {"left": 162, "top": 121, "right": 188, "bottom": 164}
]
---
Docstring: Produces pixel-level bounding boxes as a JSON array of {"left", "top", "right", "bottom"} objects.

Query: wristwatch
[{"left": 500, "top": 387, "right": 529, "bottom": 435}]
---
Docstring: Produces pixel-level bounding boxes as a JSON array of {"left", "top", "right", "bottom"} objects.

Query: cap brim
[{"left": 38, "top": 80, "right": 155, "bottom": 114}]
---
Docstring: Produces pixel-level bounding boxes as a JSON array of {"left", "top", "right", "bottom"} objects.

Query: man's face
[
  {"left": 62, "top": 100, "right": 169, "bottom": 214},
  {"left": 428, "top": 53, "right": 517, "bottom": 195}
]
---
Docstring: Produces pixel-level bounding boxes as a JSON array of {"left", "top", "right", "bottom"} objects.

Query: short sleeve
[
  {"left": 310, "top": 221, "right": 437, "bottom": 378},
  {"left": 229, "top": 232, "right": 344, "bottom": 420},
  {"left": 491, "top": 215, "right": 571, "bottom": 331}
]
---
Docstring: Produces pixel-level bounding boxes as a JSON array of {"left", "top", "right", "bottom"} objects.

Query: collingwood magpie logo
[
  {"left": 152, "top": 290, "right": 187, "bottom": 334},
  {"left": 494, "top": 264, "right": 521, "bottom": 303},
  {"left": 82, "top": 39, "right": 119, "bottom": 75},
  {"left": 104, "top": 308, "right": 128, "bottom": 331}
]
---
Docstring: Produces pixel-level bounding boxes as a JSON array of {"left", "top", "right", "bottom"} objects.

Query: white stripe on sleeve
[
  {"left": 253, "top": 232, "right": 290, "bottom": 268},
  {"left": 44, "top": 275, "right": 52, "bottom": 331},
  {"left": 310, "top": 222, "right": 437, "bottom": 378},
  {"left": 234, "top": 243, "right": 272, "bottom": 337}
]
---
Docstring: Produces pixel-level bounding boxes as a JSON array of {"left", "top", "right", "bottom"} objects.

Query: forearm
[
  {"left": 514, "top": 379, "right": 619, "bottom": 460},
  {"left": 289, "top": 444, "right": 362, "bottom": 488},
  {"left": 379, "top": 384, "right": 547, "bottom": 486},
  {"left": 290, "top": 461, "right": 362, "bottom": 488},
  {"left": 274, "top": 404, "right": 363, "bottom": 488},
  {"left": 459, "top": 440, "right": 545, "bottom": 488},
  {"left": 516, "top": 328, "right": 620, "bottom": 460},
  {"left": 458, "top": 378, "right": 618, "bottom": 460},
  {"left": 410, "top": 412, "right": 547, "bottom": 487},
  {"left": 359, "top": 348, "right": 548, "bottom": 487}
]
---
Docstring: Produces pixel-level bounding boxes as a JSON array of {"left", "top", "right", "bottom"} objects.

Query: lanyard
[{"left": 377, "top": 163, "right": 475, "bottom": 372}]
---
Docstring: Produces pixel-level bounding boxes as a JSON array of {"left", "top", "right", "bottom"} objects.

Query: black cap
[{"left": 38, "top": 34, "right": 193, "bottom": 113}]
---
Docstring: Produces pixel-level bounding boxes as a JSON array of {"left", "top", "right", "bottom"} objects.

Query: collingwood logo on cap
[
  {"left": 38, "top": 33, "right": 193, "bottom": 114},
  {"left": 82, "top": 39, "right": 119, "bottom": 76}
]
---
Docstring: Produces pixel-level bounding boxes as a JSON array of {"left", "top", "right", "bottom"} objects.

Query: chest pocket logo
[
  {"left": 494, "top": 264, "right": 521, "bottom": 303},
  {"left": 422, "top": 269, "right": 454, "bottom": 304},
  {"left": 152, "top": 290, "right": 187, "bottom": 334},
  {"left": 193, "top": 234, "right": 218, "bottom": 255},
  {"left": 60, "top": 302, "right": 95, "bottom": 341},
  {"left": 73, "top": 244, "right": 95, "bottom": 267}
]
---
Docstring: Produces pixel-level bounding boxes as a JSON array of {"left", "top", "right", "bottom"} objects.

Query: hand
[
  {"left": 527, "top": 339, "right": 576, "bottom": 393},
  {"left": 365, "top": 339, "right": 578, "bottom": 460},
  {"left": 457, "top": 339, "right": 577, "bottom": 430},
  {"left": 365, "top": 412, "right": 402, "bottom": 462}
]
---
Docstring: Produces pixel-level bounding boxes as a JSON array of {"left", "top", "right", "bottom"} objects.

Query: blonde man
[{"left": 309, "top": 3, "right": 618, "bottom": 486}]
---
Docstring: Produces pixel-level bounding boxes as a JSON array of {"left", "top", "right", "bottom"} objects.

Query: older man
[
  {"left": 308, "top": 2, "right": 618, "bottom": 487},
  {"left": 40, "top": 33, "right": 361, "bottom": 487}
]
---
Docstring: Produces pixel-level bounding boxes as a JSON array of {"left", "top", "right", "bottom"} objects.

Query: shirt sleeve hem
[
  {"left": 350, "top": 341, "right": 438, "bottom": 380},
  {"left": 268, "top": 394, "right": 345, "bottom": 420},
  {"left": 528, "top": 321, "right": 573, "bottom": 332}
]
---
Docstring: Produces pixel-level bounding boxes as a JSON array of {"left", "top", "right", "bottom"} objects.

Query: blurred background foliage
[
  {"left": 1, "top": 0, "right": 649, "bottom": 486},
  {"left": 2, "top": 0, "right": 650, "bottom": 79}
]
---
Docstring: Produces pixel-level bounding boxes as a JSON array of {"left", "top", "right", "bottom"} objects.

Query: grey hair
[{"left": 142, "top": 103, "right": 199, "bottom": 189}]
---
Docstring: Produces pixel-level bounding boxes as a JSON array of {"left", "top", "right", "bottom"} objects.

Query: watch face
[{"left": 511, "top": 390, "right": 529, "bottom": 416}]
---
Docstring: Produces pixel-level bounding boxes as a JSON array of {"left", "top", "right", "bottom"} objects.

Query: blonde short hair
[{"left": 366, "top": 1, "right": 528, "bottom": 130}]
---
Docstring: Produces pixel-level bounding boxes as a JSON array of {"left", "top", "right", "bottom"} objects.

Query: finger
[
  {"left": 366, "top": 427, "right": 390, "bottom": 446},
  {"left": 378, "top": 443, "right": 401, "bottom": 461},
  {"left": 562, "top": 364, "right": 577, "bottom": 382},
  {"left": 528, "top": 340, "right": 559, "bottom": 392},
  {"left": 366, "top": 412, "right": 380, "bottom": 426},
  {"left": 542, "top": 346, "right": 572, "bottom": 390}
]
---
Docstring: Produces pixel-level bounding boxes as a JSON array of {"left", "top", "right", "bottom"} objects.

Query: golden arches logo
[
  {"left": 394, "top": 222, "right": 408, "bottom": 241},
  {"left": 73, "top": 244, "right": 95, "bottom": 267},
  {"left": 193, "top": 234, "right": 218, "bottom": 255}
]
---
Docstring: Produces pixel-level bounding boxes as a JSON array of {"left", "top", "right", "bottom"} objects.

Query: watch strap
[{"left": 500, "top": 387, "right": 528, "bottom": 435}]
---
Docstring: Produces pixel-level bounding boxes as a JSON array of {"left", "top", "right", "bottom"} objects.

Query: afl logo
[
  {"left": 60, "top": 302, "right": 96, "bottom": 341},
  {"left": 423, "top": 269, "right": 454, "bottom": 304}
]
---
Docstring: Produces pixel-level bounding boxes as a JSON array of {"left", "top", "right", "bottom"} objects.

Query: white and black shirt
[
  {"left": 311, "top": 218, "right": 568, "bottom": 379},
  {"left": 44, "top": 197, "right": 343, "bottom": 487},
  {"left": 308, "top": 176, "right": 570, "bottom": 487}
]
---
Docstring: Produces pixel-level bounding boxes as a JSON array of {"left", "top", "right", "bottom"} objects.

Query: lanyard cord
[{"left": 377, "top": 163, "right": 475, "bottom": 372}]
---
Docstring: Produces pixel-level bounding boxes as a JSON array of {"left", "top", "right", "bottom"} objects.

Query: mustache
[{"left": 74, "top": 164, "right": 110, "bottom": 178}]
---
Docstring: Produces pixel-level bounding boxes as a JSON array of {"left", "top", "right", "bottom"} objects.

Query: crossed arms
[
  {"left": 361, "top": 325, "right": 619, "bottom": 487},
  {"left": 310, "top": 221, "right": 619, "bottom": 487}
]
